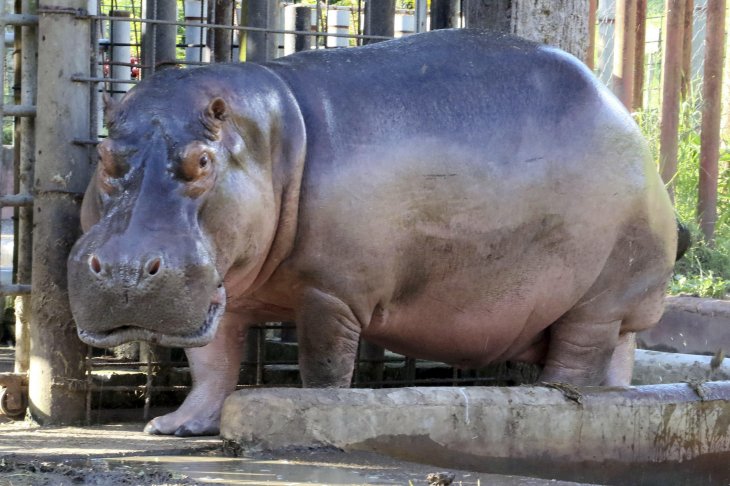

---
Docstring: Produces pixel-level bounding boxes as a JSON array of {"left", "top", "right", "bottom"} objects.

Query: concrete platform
[{"left": 221, "top": 383, "right": 730, "bottom": 485}]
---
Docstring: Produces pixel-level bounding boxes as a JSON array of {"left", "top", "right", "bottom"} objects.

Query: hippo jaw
[{"left": 76, "top": 285, "right": 226, "bottom": 348}]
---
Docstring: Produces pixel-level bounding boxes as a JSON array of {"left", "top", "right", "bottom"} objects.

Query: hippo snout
[
  {"left": 68, "top": 232, "right": 226, "bottom": 349},
  {"left": 89, "top": 254, "right": 166, "bottom": 286}
]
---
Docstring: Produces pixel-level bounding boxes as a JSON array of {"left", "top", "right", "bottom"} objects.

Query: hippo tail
[{"left": 676, "top": 219, "right": 691, "bottom": 261}]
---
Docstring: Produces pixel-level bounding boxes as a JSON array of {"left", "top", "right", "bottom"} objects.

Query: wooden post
[
  {"left": 430, "top": 0, "right": 460, "bottom": 30},
  {"left": 659, "top": 0, "right": 686, "bottom": 193},
  {"left": 213, "top": 0, "right": 234, "bottom": 62},
  {"left": 633, "top": 0, "right": 647, "bottom": 110},
  {"left": 363, "top": 0, "right": 395, "bottom": 44},
  {"left": 587, "top": 0, "right": 598, "bottom": 69},
  {"left": 698, "top": 0, "right": 726, "bottom": 243},
  {"left": 30, "top": 0, "right": 92, "bottom": 424},
  {"left": 681, "top": 0, "right": 694, "bottom": 99},
  {"left": 612, "top": 0, "right": 637, "bottom": 109}
]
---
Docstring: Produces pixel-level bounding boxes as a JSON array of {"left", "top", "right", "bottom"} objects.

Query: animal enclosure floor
[{"left": 0, "top": 421, "right": 596, "bottom": 485}]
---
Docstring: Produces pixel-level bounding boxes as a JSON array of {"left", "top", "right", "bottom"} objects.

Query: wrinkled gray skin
[{"left": 68, "top": 30, "right": 677, "bottom": 436}]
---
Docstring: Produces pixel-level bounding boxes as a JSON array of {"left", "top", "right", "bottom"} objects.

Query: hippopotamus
[{"left": 67, "top": 29, "right": 678, "bottom": 436}]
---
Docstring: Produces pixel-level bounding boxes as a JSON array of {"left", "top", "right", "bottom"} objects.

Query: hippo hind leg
[
  {"left": 540, "top": 225, "right": 672, "bottom": 387},
  {"left": 144, "top": 313, "right": 247, "bottom": 436},
  {"left": 539, "top": 316, "right": 623, "bottom": 386}
]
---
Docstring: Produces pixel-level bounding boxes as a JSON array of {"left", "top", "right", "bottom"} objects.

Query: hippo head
[{"left": 68, "top": 66, "right": 304, "bottom": 348}]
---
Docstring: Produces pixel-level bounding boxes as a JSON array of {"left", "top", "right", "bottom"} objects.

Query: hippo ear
[
  {"left": 207, "top": 98, "right": 228, "bottom": 122},
  {"left": 201, "top": 98, "right": 229, "bottom": 139},
  {"left": 102, "top": 92, "right": 120, "bottom": 128}
]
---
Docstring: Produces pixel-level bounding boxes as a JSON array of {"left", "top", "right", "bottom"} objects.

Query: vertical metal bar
[
  {"left": 659, "top": 0, "right": 686, "bottom": 193},
  {"left": 415, "top": 0, "right": 427, "bottom": 33},
  {"left": 633, "top": 0, "right": 647, "bottom": 110},
  {"left": 698, "top": 0, "right": 725, "bottom": 243},
  {"left": 681, "top": 0, "right": 694, "bottom": 100},
  {"left": 244, "top": 0, "right": 276, "bottom": 62},
  {"left": 30, "top": 0, "right": 91, "bottom": 424},
  {"left": 142, "top": 0, "right": 175, "bottom": 73},
  {"left": 88, "top": 0, "right": 101, "bottom": 138},
  {"left": 586, "top": 0, "right": 598, "bottom": 70},
  {"left": 255, "top": 326, "right": 264, "bottom": 386},
  {"left": 284, "top": 5, "right": 311, "bottom": 55},
  {"left": 85, "top": 345, "right": 92, "bottom": 425},
  {"left": 327, "top": 8, "right": 350, "bottom": 48},
  {"left": 213, "top": 0, "right": 233, "bottom": 62},
  {"left": 612, "top": 0, "right": 637, "bottom": 109},
  {"left": 110, "top": 10, "right": 132, "bottom": 99},
  {"left": 14, "top": 0, "right": 37, "bottom": 376},
  {"left": 363, "top": 0, "right": 394, "bottom": 45},
  {"left": 430, "top": 0, "right": 459, "bottom": 30},
  {"left": 143, "top": 345, "right": 153, "bottom": 420},
  {"left": 405, "top": 357, "right": 416, "bottom": 385},
  {"left": 185, "top": 0, "right": 209, "bottom": 64}
]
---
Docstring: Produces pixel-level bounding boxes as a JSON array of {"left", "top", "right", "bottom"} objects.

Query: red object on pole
[
  {"left": 587, "top": 0, "right": 598, "bottom": 70},
  {"left": 633, "top": 0, "right": 647, "bottom": 110},
  {"left": 698, "top": 0, "right": 726, "bottom": 242},
  {"left": 612, "top": 0, "right": 637, "bottom": 109},
  {"left": 660, "top": 0, "right": 686, "bottom": 194}
]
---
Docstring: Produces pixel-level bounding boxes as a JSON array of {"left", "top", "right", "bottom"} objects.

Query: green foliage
[
  {"left": 647, "top": 0, "right": 665, "bottom": 17},
  {"left": 636, "top": 81, "right": 730, "bottom": 299}
]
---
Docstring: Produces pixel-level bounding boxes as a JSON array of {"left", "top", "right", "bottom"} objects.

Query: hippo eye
[{"left": 199, "top": 153, "right": 209, "bottom": 169}]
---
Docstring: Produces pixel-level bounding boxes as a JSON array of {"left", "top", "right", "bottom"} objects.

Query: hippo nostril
[
  {"left": 89, "top": 255, "right": 102, "bottom": 274},
  {"left": 145, "top": 257, "right": 162, "bottom": 276}
]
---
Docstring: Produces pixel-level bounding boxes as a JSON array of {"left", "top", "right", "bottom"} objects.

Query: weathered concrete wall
[
  {"left": 633, "top": 349, "right": 730, "bottom": 384},
  {"left": 638, "top": 296, "right": 730, "bottom": 355},
  {"left": 221, "top": 382, "right": 730, "bottom": 472}
]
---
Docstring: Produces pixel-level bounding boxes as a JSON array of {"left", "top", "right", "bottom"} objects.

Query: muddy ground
[{"left": 0, "top": 419, "right": 592, "bottom": 486}]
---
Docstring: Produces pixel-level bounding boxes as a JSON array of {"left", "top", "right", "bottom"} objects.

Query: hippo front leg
[
  {"left": 144, "top": 313, "right": 247, "bottom": 436},
  {"left": 297, "top": 289, "right": 361, "bottom": 387}
]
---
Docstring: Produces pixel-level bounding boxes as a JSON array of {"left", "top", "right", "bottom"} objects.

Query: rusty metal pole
[
  {"left": 697, "top": 0, "right": 726, "bottom": 243},
  {"left": 612, "top": 0, "right": 637, "bottom": 109},
  {"left": 363, "top": 0, "right": 394, "bottom": 44},
  {"left": 29, "top": 0, "right": 92, "bottom": 424},
  {"left": 586, "top": 0, "right": 597, "bottom": 69},
  {"left": 430, "top": 0, "right": 460, "bottom": 30},
  {"left": 681, "top": 0, "right": 694, "bottom": 100},
  {"left": 659, "top": 0, "right": 686, "bottom": 194},
  {"left": 633, "top": 0, "right": 647, "bottom": 110}
]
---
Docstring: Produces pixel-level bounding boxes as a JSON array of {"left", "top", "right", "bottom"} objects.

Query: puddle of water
[{"left": 101, "top": 455, "right": 430, "bottom": 486}]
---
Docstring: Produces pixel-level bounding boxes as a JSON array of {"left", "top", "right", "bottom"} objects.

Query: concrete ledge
[
  {"left": 633, "top": 349, "right": 730, "bottom": 384},
  {"left": 221, "top": 382, "right": 730, "bottom": 467},
  {"left": 639, "top": 296, "right": 730, "bottom": 354}
]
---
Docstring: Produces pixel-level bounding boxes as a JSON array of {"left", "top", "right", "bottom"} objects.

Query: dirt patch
[{"left": 0, "top": 456, "right": 198, "bottom": 486}]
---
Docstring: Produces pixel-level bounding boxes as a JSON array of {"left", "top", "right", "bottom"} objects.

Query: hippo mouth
[{"left": 77, "top": 286, "right": 226, "bottom": 348}]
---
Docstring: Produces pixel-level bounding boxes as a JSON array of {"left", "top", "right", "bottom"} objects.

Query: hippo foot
[{"left": 144, "top": 406, "right": 222, "bottom": 437}]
